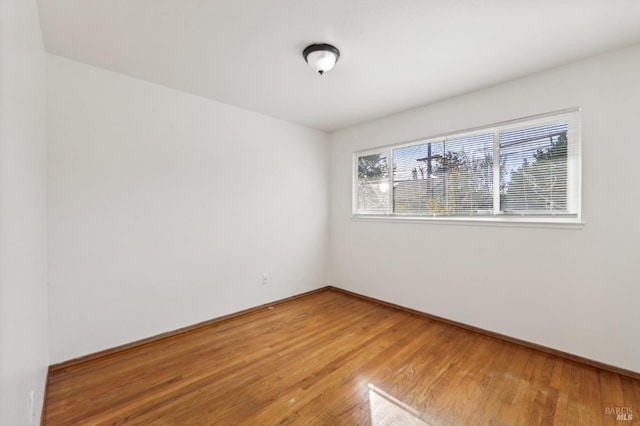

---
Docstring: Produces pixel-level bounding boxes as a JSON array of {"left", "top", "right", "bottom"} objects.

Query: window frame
[{"left": 352, "top": 108, "right": 582, "bottom": 226}]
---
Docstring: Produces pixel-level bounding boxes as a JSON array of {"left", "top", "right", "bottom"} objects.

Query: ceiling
[{"left": 37, "top": 0, "right": 640, "bottom": 132}]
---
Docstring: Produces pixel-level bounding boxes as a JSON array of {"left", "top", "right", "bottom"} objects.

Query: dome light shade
[{"left": 303, "top": 44, "right": 340, "bottom": 75}]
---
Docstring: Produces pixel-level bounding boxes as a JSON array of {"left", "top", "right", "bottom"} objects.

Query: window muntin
[{"left": 353, "top": 109, "right": 581, "bottom": 222}]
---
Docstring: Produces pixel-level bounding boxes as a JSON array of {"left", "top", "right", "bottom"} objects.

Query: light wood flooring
[{"left": 43, "top": 289, "right": 640, "bottom": 425}]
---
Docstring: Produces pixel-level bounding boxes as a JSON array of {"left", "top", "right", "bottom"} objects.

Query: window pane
[
  {"left": 353, "top": 110, "right": 580, "bottom": 221},
  {"left": 500, "top": 123, "right": 568, "bottom": 212},
  {"left": 393, "top": 142, "right": 442, "bottom": 214},
  {"left": 393, "top": 133, "right": 493, "bottom": 215},
  {"left": 440, "top": 133, "right": 494, "bottom": 215},
  {"left": 356, "top": 153, "right": 390, "bottom": 213}
]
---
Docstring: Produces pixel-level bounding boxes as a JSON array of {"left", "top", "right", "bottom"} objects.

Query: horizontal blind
[
  {"left": 393, "top": 132, "right": 493, "bottom": 216},
  {"left": 353, "top": 108, "right": 581, "bottom": 221},
  {"left": 393, "top": 141, "right": 443, "bottom": 214},
  {"left": 499, "top": 116, "right": 578, "bottom": 214}
]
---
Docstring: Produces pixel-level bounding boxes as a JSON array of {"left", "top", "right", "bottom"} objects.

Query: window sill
[{"left": 351, "top": 214, "right": 585, "bottom": 229}]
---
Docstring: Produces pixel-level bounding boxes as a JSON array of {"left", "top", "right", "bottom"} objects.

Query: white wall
[
  {"left": 330, "top": 44, "right": 640, "bottom": 373},
  {"left": 0, "top": 0, "right": 49, "bottom": 424},
  {"left": 47, "top": 55, "right": 329, "bottom": 363}
]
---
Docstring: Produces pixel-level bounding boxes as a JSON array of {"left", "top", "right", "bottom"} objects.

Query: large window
[{"left": 353, "top": 109, "right": 581, "bottom": 223}]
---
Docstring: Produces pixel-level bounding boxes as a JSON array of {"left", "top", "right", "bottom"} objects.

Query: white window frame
[{"left": 352, "top": 108, "right": 582, "bottom": 226}]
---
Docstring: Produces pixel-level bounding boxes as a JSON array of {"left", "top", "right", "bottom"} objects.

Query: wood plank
[
  {"left": 48, "top": 286, "right": 331, "bottom": 374},
  {"left": 329, "top": 287, "right": 640, "bottom": 381},
  {"left": 43, "top": 288, "right": 640, "bottom": 425}
]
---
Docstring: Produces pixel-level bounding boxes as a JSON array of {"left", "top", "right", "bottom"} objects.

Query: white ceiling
[{"left": 37, "top": 0, "right": 640, "bottom": 132}]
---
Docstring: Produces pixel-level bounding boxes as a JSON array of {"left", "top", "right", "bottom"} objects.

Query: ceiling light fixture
[{"left": 303, "top": 43, "right": 340, "bottom": 75}]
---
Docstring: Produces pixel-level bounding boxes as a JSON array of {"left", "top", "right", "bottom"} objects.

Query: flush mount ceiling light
[{"left": 303, "top": 43, "right": 340, "bottom": 75}]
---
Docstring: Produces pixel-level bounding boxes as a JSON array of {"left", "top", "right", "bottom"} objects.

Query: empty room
[{"left": 2, "top": 0, "right": 640, "bottom": 424}]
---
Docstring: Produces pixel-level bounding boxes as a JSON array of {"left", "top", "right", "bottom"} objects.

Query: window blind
[
  {"left": 499, "top": 123, "right": 569, "bottom": 213},
  {"left": 392, "top": 133, "right": 493, "bottom": 216},
  {"left": 353, "top": 109, "right": 581, "bottom": 222}
]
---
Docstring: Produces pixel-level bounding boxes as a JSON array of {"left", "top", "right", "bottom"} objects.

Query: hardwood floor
[{"left": 43, "top": 289, "right": 640, "bottom": 425}]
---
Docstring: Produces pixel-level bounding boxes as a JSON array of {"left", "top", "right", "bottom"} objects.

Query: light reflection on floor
[{"left": 368, "top": 383, "right": 431, "bottom": 426}]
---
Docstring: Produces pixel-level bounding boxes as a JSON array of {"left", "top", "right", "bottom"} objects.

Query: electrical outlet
[
  {"left": 262, "top": 273, "right": 269, "bottom": 285},
  {"left": 28, "top": 390, "right": 35, "bottom": 424}
]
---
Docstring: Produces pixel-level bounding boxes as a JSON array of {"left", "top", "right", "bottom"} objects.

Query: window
[
  {"left": 353, "top": 109, "right": 581, "bottom": 223},
  {"left": 356, "top": 152, "right": 390, "bottom": 214}
]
